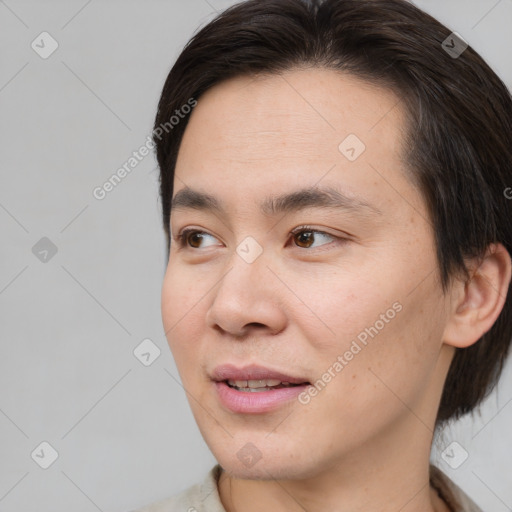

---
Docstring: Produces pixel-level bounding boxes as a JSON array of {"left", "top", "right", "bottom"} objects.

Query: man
[{"left": 133, "top": 0, "right": 512, "bottom": 510}]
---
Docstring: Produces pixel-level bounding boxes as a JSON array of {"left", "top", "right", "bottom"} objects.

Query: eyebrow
[{"left": 170, "top": 185, "right": 383, "bottom": 218}]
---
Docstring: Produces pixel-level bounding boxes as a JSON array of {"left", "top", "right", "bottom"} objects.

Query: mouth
[
  {"left": 224, "top": 379, "right": 309, "bottom": 392},
  {"left": 211, "top": 363, "right": 310, "bottom": 385},
  {"left": 211, "top": 364, "right": 312, "bottom": 413}
]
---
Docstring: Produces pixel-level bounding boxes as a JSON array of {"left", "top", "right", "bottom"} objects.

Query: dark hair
[{"left": 152, "top": 0, "right": 512, "bottom": 426}]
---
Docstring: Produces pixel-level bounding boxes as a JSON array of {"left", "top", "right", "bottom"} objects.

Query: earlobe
[{"left": 442, "top": 243, "right": 512, "bottom": 349}]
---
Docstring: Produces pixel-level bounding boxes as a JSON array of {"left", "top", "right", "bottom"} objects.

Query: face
[{"left": 161, "top": 68, "right": 454, "bottom": 480}]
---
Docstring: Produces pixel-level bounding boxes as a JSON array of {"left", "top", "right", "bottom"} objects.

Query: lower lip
[{"left": 214, "top": 381, "right": 310, "bottom": 413}]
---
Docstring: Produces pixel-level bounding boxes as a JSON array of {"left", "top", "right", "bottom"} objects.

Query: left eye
[{"left": 291, "top": 227, "right": 335, "bottom": 249}]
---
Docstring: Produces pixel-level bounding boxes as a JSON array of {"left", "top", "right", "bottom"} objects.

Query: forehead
[
  {"left": 178, "top": 67, "right": 404, "bottom": 154},
  {"left": 173, "top": 67, "right": 425, "bottom": 221}
]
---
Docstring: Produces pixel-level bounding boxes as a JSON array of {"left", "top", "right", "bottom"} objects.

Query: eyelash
[{"left": 174, "top": 225, "right": 346, "bottom": 252}]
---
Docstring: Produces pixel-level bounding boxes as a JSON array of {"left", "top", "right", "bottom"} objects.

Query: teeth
[
  {"left": 249, "top": 379, "right": 282, "bottom": 388},
  {"left": 228, "top": 378, "right": 283, "bottom": 389}
]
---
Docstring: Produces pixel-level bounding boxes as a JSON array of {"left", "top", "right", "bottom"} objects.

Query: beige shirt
[{"left": 131, "top": 464, "right": 483, "bottom": 512}]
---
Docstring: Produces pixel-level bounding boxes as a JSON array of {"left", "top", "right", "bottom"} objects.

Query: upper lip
[{"left": 211, "top": 364, "right": 310, "bottom": 384}]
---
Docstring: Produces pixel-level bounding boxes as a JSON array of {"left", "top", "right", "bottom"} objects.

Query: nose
[{"left": 205, "top": 250, "right": 288, "bottom": 338}]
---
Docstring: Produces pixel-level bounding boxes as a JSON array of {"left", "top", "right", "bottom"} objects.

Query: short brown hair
[{"left": 152, "top": 0, "right": 512, "bottom": 426}]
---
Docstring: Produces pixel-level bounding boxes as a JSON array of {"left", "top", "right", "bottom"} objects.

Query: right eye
[{"left": 175, "top": 228, "right": 222, "bottom": 249}]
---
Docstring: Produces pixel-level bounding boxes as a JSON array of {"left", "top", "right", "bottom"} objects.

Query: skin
[{"left": 161, "top": 67, "right": 511, "bottom": 512}]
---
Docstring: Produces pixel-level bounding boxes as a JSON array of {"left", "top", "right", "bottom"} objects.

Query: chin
[
  {"left": 218, "top": 459, "right": 308, "bottom": 481},
  {"left": 210, "top": 443, "right": 325, "bottom": 481}
]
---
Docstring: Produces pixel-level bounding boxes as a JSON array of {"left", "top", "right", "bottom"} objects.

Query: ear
[{"left": 442, "top": 243, "right": 511, "bottom": 348}]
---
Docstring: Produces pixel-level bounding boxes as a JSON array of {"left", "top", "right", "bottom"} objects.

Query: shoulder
[
  {"left": 129, "top": 464, "right": 225, "bottom": 512},
  {"left": 429, "top": 464, "right": 483, "bottom": 512}
]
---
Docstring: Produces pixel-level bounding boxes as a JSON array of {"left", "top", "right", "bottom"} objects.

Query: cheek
[
  {"left": 281, "top": 263, "right": 397, "bottom": 354},
  {"left": 296, "top": 250, "right": 445, "bottom": 395},
  {"left": 321, "top": 280, "right": 446, "bottom": 421},
  {"left": 161, "top": 262, "right": 206, "bottom": 354}
]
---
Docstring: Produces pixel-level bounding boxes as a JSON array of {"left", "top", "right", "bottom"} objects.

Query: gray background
[{"left": 0, "top": 1, "right": 511, "bottom": 511}]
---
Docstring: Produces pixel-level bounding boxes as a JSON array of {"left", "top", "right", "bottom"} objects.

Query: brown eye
[
  {"left": 290, "top": 227, "right": 338, "bottom": 250},
  {"left": 294, "top": 230, "right": 315, "bottom": 248},
  {"left": 176, "top": 229, "right": 220, "bottom": 249},
  {"left": 187, "top": 231, "right": 204, "bottom": 248}
]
